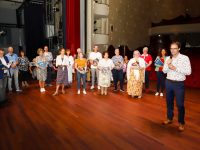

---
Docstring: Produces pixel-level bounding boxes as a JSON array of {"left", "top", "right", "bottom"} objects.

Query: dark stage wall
[{"left": 24, "top": 3, "right": 45, "bottom": 61}]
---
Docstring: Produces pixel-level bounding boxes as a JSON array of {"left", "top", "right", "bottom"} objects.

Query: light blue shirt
[{"left": 5, "top": 53, "right": 18, "bottom": 70}]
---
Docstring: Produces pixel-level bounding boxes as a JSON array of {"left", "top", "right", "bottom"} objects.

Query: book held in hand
[
  {"left": 132, "top": 61, "right": 140, "bottom": 68},
  {"left": 19, "top": 58, "right": 26, "bottom": 67},
  {"left": 154, "top": 58, "right": 164, "bottom": 66},
  {"left": 0, "top": 62, "right": 9, "bottom": 69},
  {"left": 115, "top": 61, "right": 123, "bottom": 67},
  {"left": 92, "top": 58, "right": 99, "bottom": 65},
  {"left": 38, "top": 61, "right": 46, "bottom": 70},
  {"left": 78, "top": 67, "right": 86, "bottom": 74},
  {"left": 102, "top": 67, "right": 110, "bottom": 74}
]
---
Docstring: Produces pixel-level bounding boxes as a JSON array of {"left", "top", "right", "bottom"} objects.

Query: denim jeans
[
  {"left": 76, "top": 71, "right": 86, "bottom": 89},
  {"left": 156, "top": 71, "right": 166, "bottom": 93}
]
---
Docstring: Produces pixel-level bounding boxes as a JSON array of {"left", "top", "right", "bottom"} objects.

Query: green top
[{"left": 154, "top": 56, "right": 167, "bottom": 71}]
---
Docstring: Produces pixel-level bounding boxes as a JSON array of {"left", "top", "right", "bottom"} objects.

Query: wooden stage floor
[{"left": 0, "top": 80, "right": 200, "bottom": 150}]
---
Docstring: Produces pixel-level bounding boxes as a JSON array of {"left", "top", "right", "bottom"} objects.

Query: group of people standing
[{"left": 0, "top": 42, "right": 192, "bottom": 132}]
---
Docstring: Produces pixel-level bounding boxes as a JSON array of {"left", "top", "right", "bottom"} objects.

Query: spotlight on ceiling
[{"left": 158, "top": 35, "right": 161, "bottom": 37}]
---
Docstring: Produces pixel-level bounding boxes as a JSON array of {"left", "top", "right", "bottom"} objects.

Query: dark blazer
[{"left": 0, "top": 55, "right": 10, "bottom": 79}]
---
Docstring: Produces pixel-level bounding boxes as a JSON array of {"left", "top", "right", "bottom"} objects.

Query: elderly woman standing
[
  {"left": 127, "top": 50, "right": 145, "bottom": 98},
  {"left": 111, "top": 49, "right": 125, "bottom": 92},
  {"left": 97, "top": 51, "right": 114, "bottom": 95},
  {"left": 36, "top": 48, "right": 48, "bottom": 92},
  {"left": 140, "top": 47, "right": 152, "bottom": 92},
  {"left": 53, "top": 48, "right": 69, "bottom": 96}
]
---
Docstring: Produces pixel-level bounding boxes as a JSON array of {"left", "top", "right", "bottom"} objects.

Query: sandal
[
  {"left": 62, "top": 91, "right": 66, "bottom": 94},
  {"left": 53, "top": 92, "right": 58, "bottom": 96}
]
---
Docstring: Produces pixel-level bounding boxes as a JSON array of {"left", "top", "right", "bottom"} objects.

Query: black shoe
[
  {"left": 4, "top": 98, "right": 11, "bottom": 102},
  {"left": 0, "top": 101, "right": 4, "bottom": 107},
  {"left": 68, "top": 84, "right": 71, "bottom": 88},
  {"left": 9, "top": 90, "right": 12, "bottom": 94},
  {"left": 120, "top": 89, "right": 125, "bottom": 92},
  {"left": 114, "top": 89, "right": 117, "bottom": 92}
]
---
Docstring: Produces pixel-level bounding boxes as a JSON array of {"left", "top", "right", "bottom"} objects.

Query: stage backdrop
[
  {"left": 65, "top": 0, "right": 80, "bottom": 56},
  {"left": 24, "top": 3, "right": 45, "bottom": 61}
]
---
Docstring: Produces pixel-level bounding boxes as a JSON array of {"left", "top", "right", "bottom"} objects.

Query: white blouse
[
  {"left": 98, "top": 59, "right": 114, "bottom": 70},
  {"left": 56, "top": 55, "right": 69, "bottom": 69}
]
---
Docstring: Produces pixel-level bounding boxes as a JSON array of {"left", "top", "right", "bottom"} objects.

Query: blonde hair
[
  {"left": 37, "top": 48, "right": 44, "bottom": 54},
  {"left": 78, "top": 52, "right": 83, "bottom": 59}
]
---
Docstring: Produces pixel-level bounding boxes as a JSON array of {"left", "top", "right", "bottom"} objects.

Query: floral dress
[
  {"left": 98, "top": 59, "right": 114, "bottom": 87},
  {"left": 127, "top": 68, "right": 144, "bottom": 96},
  {"left": 127, "top": 58, "right": 145, "bottom": 96},
  {"left": 36, "top": 56, "right": 48, "bottom": 81}
]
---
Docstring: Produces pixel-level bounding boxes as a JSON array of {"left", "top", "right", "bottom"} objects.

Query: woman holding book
[
  {"left": 53, "top": 48, "right": 69, "bottom": 96},
  {"left": 111, "top": 49, "right": 125, "bottom": 92},
  {"left": 66, "top": 49, "right": 74, "bottom": 87},
  {"left": 75, "top": 52, "right": 87, "bottom": 94},
  {"left": 154, "top": 49, "right": 167, "bottom": 97},
  {"left": 36, "top": 48, "right": 48, "bottom": 92},
  {"left": 97, "top": 51, "right": 114, "bottom": 95},
  {"left": 127, "top": 50, "right": 145, "bottom": 98},
  {"left": 18, "top": 50, "right": 29, "bottom": 87}
]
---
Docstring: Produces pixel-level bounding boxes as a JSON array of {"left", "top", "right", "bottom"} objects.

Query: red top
[
  {"left": 159, "top": 59, "right": 164, "bottom": 71},
  {"left": 140, "top": 54, "right": 153, "bottom": 71}
]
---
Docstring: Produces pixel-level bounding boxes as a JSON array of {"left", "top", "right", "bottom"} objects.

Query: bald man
[{"left": 6, "top": 47, "right": 22, "bottom": 93}]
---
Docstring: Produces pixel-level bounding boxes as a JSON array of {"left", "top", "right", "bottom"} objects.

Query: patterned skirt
[
  {"left": 127, "top": 69, "right": 144, "bottom": 96},
  {"left": 56, "top": 67, "right": 68, "bottom": 86},
  {"left": 99, "top": 72, "right": 111, "bottom": 87},
  {"left": 37, "top": 68, "right": 47, "bottom": 81}
]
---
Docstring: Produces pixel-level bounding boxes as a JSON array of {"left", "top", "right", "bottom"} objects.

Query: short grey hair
[
  {"left": 133, "top": 50, "right": 140, "bottom": 56},
  {"left": 115, "top": 49, "right": 119, "bottom": 52},
  {"left": 77, "top": 48, "right": 82, "bottom": 52},
  {"left": 143, "top": 47, "right": 148, "bottom": 51}
]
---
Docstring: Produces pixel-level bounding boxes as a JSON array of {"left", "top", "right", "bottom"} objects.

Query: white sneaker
[
  {"left": 90, "top": 86, "right": 94, "bottom": 90},
  {"left": 40, "top": 88, "right": 44, "bottom": 92},
  {"left": 43, "top": 88, "right": 46, "bottom": 92},
  {"left": 160, "top": 93, "right": 163, "bottom": 97},
  {"left": 98, "top": 86, "right": 101, "bottom": 89},
  {"left": 155, "top": 92, "right": 159, "bottom": 96},
  {"left": 77, "top": 90, "right": 80, "bottom": 94},
  {"left": 138, "top": 95, "right": 142, "bottom": 98},
  {"left": 83, "top": 90, "right": 86, "bottom": 94}
]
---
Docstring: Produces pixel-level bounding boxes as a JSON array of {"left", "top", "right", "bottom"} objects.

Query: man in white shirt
[
  {"left": 89, "top": 45, "right": 102, "bottom": 89},
  {"left": 162, "top": 41, "right": 191, "bottom": 132}
]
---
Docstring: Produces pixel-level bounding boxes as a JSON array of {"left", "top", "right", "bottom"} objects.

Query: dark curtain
[{"left": 24, "top": 3, "right": 45, "bottom": 61}]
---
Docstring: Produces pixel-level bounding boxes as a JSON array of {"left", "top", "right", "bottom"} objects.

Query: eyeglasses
[{"left": 170, "top": 48, "right": 178, "bottom": 50}]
